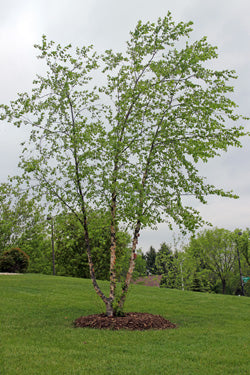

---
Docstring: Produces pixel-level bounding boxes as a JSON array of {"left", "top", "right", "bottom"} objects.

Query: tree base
[{"left": 74, "top": 312, "right": 177, "bottom": 330}]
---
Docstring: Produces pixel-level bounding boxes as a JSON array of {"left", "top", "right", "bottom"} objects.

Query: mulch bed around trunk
[{"left": 74, "top": 312, "right": 177, "bottom": 331}]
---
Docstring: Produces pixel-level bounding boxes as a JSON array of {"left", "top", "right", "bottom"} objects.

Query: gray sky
[{"left": 0, "top": 0, "right": 250, "bottom": 252}]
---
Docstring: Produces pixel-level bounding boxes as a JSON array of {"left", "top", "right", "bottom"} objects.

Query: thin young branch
[
  {"left": 118, "top": 118, "right": 163, "bottom": 310},
  {"left": 68, "top": 94, "right": 109, "bottom": 306}
]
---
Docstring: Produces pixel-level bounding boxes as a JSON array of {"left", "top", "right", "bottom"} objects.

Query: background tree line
[
  {"left": 1, "top": 182, "right": 249, "bottom": 296},
  {"left": 143, "top": 229, "right": 250, "bottom": 296},
  {"left": 0, "top": 182, "right": 131, "bottom": 279}
]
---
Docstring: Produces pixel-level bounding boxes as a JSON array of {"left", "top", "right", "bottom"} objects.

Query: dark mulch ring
[{"left": 74, "top": 312, "right": 177, "bottom": 331}]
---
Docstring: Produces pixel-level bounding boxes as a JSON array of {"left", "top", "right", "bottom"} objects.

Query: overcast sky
[{"left": 0, "top": 0, "right": 250, "bottom": 252}]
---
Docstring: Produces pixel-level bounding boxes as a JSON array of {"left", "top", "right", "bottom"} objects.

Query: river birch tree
[{"left": 0, "top": 13, "right": 247, "bottom": 316}]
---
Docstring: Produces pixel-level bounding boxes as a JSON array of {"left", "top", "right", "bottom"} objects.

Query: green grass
[{"left": 1, "top": 274, "right": 249, "bottom": 375}]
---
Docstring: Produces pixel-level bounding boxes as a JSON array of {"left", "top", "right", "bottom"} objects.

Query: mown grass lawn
[{"left": 1, "top": 273, "right": 249, "bottom": 375}]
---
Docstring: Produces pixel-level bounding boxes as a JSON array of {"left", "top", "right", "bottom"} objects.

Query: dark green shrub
[
  {"left": 0, "top": 248, "right": 29, "bottom": 273},
  {"left": 0, "top": 254, "right": 15, "bottom": 272}
]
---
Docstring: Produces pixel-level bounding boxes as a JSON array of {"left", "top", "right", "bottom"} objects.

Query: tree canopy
[
  {"left": 185, "top": 228, "right": 237, "bottom": 294},
  {"left": 0, "top": 13, "right": 248, "bottom": 315}
]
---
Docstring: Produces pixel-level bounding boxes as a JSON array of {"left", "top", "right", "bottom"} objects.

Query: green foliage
[
  {"left": 21, "top": 237, "right": 52, "bottom": 275},
  {"left": 0, "top": 247, "right": 29, "bottom": 273},
  {"left": 55, "top": 211, "right": 130, "bottom": 280},
  {"left": 1, "top": 16, "right": 246, "bottom": 231},
  {"left": 189, "top": 269, "right": 212, "bottom": 293},
  {"left": 155, "top": 242, "right": 172, "bottom": 274},
  {"left": 235, "top": 228, "right": 250, "bottom": 266},
  {"left": 145, "top": 246, "right": 157, "bottom": 275},
  {"left": 183, "top": 228, "right": 250, "bottom": 295},
  {"left": 0, "top": 13, "right": 248, "bottom": 313},
  {"left": 0, "top": 182, "right": 52, "bottom": 274},
  {"left": 54, "top": 213, "right": 90, "bottom": 278},
  {"left": 155, "top": 242, "right": 183, "bottom": 289},
  {"left": 0, "top": 254, "right": 15, "bottom": 272},
  {"left": 0, "top": 182, "right": 38, "bottom": 250},
  {"left": 132, "top": 250, "right": 147, "bottom": 279}
]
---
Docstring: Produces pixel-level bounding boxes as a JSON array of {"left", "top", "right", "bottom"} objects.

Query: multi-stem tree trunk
[
  {"left": 118, "top": 221, "right": 141, "bottom": 311},
  {"left": 117, "top": 124, "right": 160, "bottom": 311},
  {"left": 70, "top": 95, "right": 115, "bottom": 316}
]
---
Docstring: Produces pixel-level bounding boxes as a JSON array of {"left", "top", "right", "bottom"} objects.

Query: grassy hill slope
[{"left": 1, "top": 274, "right": 249, "bottom": 375}]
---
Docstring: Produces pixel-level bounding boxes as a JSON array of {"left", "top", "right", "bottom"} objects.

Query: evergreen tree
[{"left": 145, "top": 246, "right": 157, "bottom": 275}]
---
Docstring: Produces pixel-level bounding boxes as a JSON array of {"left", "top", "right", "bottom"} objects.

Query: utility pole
[
  {"left": 236, "top": 232, "right": 244, "bottom": 296},
  {"left": 47, "top": 215, "right": 55, "bottom": 276}
]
